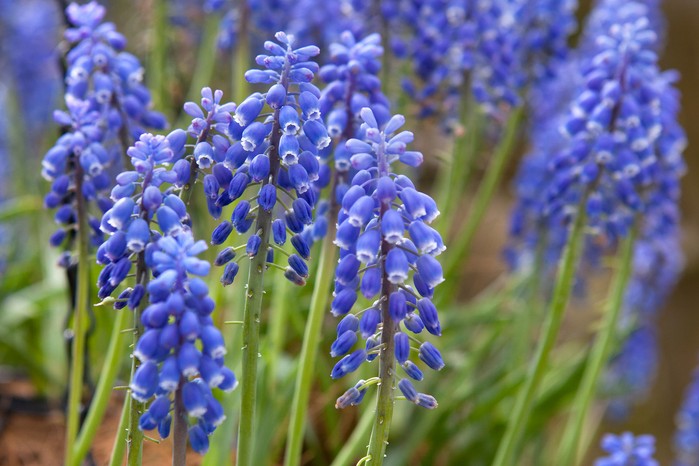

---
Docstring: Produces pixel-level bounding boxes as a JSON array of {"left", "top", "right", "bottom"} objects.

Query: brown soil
[{"left": 0, "top": 382, "right": 205, "bottom": 466}]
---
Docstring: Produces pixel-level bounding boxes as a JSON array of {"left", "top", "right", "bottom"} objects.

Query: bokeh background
[{"left": 0, "top": 0, "right": 697, "bottom": 464}]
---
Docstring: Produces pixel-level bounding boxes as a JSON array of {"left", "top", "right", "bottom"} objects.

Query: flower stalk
[
  {"left": 492, "top": 190, "right": 590, "bottom": 466},
  {"left": 237, "top": 59, "right": 289, "bottom": 466},
  {"left": 172, "top": 383, "right": 188, "bottom": 466},
  {"left": 64, "top": 161, "right": 91, "bottom": 466},
  {"left": 127, "top": 253, "right": 148, "bottom": 466},
  {"left": 283, "top": 218, "right": 337, "bottom": 466},
  {"left": 556, "top": 219, "right": 639, "bottom": 465},
  {"left": 366, "top": 134, "right": 397, "bottom": 466}
]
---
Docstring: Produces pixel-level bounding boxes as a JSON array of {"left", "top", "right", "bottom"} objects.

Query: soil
[{"left": 0, "top": 381, "right": 205, "bottom": 466}]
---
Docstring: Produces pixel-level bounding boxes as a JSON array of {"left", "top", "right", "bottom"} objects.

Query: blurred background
[{"left": 0, "top": 0, "right": 697, "bottom": 464}]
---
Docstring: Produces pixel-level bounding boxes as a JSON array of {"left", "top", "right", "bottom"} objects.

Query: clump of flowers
[
  {"left": 316, "top": 31, "right": 389, "bottom": 226},
  {"left": 131, "top": 231, "right": 236, "bottom": 454},
  {"left": 172, "top": 32, "right": 329, "bottom": 287},
  {"left": 42, "top": 1, "right": 166, "bottom": 265},
  {"left": 99, "top": 129, "right": 235, "bottom": 453},
  {"left": 330, "top": 107, "right": 444, "bottom": 410}
]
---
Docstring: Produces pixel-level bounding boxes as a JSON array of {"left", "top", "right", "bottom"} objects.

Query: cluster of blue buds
[
  {"left": 97, "top": 130, "right": 187, "bottom": 301},
  {"left": 595, "top": 432, "right": 658, "bottom": 466},
  {"left": 250, "top": 0, "right": 371, "bottom": 48},
  {"left": 131, "top": 232, "right": 236, "bottom": 454},
  {"left": 545, "top": 1, "right": 668, "bottom": 241},
  {"left": 317, "top": 31, "right": 389, "bottom": 228},
  {"left": 388, "top": 0, "right": 475, "bottom": 124},
  {"left": 175, "top": 32, "right": 329, "bottom": 286},
  {"left": 674, "top": 360, "right": 699, "bottom": 466},
  {"left": 209, "top": 0, "right": 371, "bottom": 55},
  {"left": 62, "top": 1, "right": 167, "bottom": 136},
  {"left": 470, "top": 0, "right": 527, "bottom": 115},
  {"left": 520, "top": 0, "right": 578, "bottom": 84},
  {"left": 329, "top": 107, "right": 445, "bottom": 409},
  {"left": 509, "top": 0, "right": 686, "bottom": 275},
  {"left": 505, "top": 58, "right": 582, "bottom": 273},
  {"left": 42, "top": 1, "right": 166, "bottom": 266},
  {"left": 388, "top": 0, "right": 580, "bottom": 126}
]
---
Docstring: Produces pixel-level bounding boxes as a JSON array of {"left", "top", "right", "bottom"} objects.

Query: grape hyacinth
[
  {"left": 521, "top": 0, "right": 578, "bottom": 85},
  {"left": 175, "top": 31, "right": 329, "bottom": 466},
  {"left": 329, "top": 107, "right": 444, "bottom": 461},
  {"left": 391, "top": 0, "right": 534, "bottom": 124},
  {"left": 317, "top": 31, "right": 390, "bottom": 226},
  {"left": 595, "top": 432, "right": 658, "bottom": 466},
  {"left": 388, "top": 0, "right": 476, "bottom": 124},
  {"left": 97, "top": 129, "right": 236, "bottom": 455},
  {"left": 131, "top": 231, "right": 236, "bottom": 454},
  {"left": 509, "top": 0, "right": 683, "bottom": 272},
  {"left": 175, "top": 32, "right": 327, "bottom": 287},
  {"left": 543, "top": 1, "right": 670, "bottom": 242},
  {"left": 42, "top": 1, "right": 167, "bottom": 264},
  {"left": 97, "top": 131, "right": 187, "bottom": 301}
]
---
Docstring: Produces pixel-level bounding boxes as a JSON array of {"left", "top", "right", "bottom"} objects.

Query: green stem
[
  {"left": 174, "top": 14, "right": 220, "bottom": 130},
  {"left": 366, "top": 299, "right": 397, "bottom": 466},
  {"left": 434, "top": 99, "right": 482, "bottom": 235},
  {"left": 109, "top": 396, "right": 130, "bottom": 466},
  {"left": 127, "top": 254, "right": 149, "bottom": 466},
  {"left": 513, "top": 240, "right": 546, "bottom": 370},
  {"left": 283, "top": 225, "right": 338, "bottom": 466},
  {"left": 267, "top": 267, "right": 292, "bottom": 392},
  {"left": 173, "top": 385, "right": 188, "bottom": 466},
  {"left": 64, "top": 162, "right": 91, "bottom": 466},
  {"left": 70, "top": 308, "right": 131, "bottom": 465},
  {"left": 556, "top": 222, "right": 638, "bottom": 466},
  {"left": 148, "top": 0, "right": 168, "bottom": 112},
  {"left": 201, "top": 262, "right": 247, "bottom": 466},
  {"left": 237, "top": 232, "right": 271, "bottom": 466},
  {"left": 440, "top": 106, "right": 523, "bottom": 304},
  {"left": 366, "top": 140, "right": 397, "bottom": 466},
  {"left": 491, "top": 191, "right": 589, "bottom": 466},
  {"left": 237, "top": 58, "right": 290, "bottom": 465}
]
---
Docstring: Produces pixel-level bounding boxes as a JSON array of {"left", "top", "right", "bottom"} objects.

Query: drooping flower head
[
  {"left": 595, "top": 432, "right": 658, "bottom": 466},
  {"left": 330, "top": 107, "right": 445, "bottom": 409}
]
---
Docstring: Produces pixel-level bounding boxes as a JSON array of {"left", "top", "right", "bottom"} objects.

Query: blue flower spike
[{"left": 329, "top": 107, "right": 445, "bottom": 412}]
